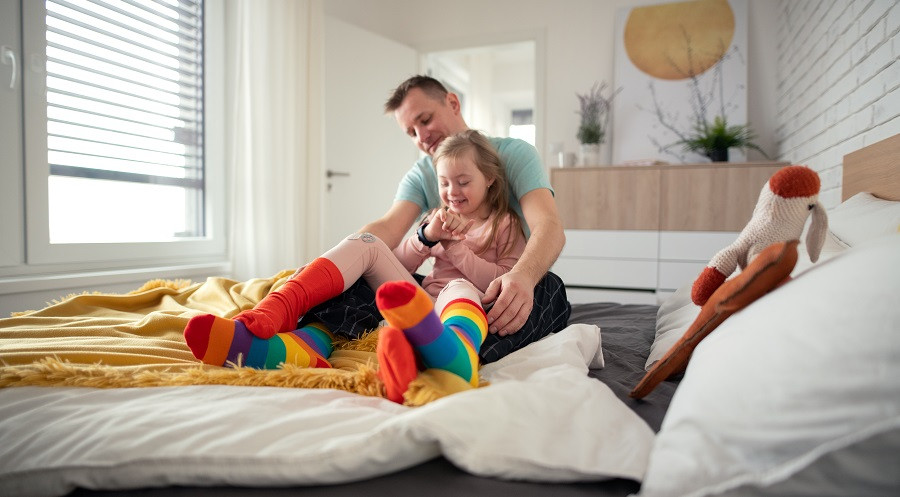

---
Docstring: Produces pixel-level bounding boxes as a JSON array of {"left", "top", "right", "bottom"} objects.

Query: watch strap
[{"left": 417, "top": 223, "right": 439, "bottom": 247}]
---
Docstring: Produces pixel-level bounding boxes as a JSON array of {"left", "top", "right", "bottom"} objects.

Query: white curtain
[{"left": 224, "top": 0, "right": 324, "bottom": 281}]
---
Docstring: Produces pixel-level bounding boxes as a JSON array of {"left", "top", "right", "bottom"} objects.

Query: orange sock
[
  {"left": 236, "top": 258, "right": 344, "bottom": 338},
  {"left": 376, "top": 326, "right": 419, "bottom": 403}
]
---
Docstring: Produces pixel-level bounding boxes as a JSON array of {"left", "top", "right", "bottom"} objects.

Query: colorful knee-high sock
[
  {"left": 235, "top": 257, "right": 344, "bottom": 339},
  {"left": 375, "top": 281, "right": 486, "bottom": 387},
  {"left": 185, "top": 318, "right": 333, "bottom": 368}
]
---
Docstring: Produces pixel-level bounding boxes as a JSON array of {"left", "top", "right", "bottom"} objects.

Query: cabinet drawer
[
  {"left": 552, "top": 167, "right": 660, "bottom": 230},
  {"left": 659, "top": 231, "right": 738, "bottom": 261},
  {"left": 658, "top": 261, "right": 707, "bottom": 291},
  {"left": 553, "top": 257, "right": 657, "bottom": 289},
  {"left": 562, "top": 230, "right": 659, "bottom": 259},
  {"left": 659, "top": 163, "right": 784, "bottom": 231}
]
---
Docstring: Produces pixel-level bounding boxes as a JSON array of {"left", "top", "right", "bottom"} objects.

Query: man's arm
[
  {"left": 482, "top": 188, "right": 565, "bottom": 335},
  {"left": 359, "top": 200, "right": 422, "bottom": 249}
]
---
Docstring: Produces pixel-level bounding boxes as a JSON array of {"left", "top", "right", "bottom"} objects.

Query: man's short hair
[{"left": 384, "top": 75, "right": 449, "bottom": 113}]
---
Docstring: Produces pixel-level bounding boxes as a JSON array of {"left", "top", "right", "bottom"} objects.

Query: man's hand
[{"left": 481, "top": 271, "right": 534, "bottom": 336}]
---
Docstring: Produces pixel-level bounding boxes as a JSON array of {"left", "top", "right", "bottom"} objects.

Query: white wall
[
  {"left": 320, "top": 17, "right": 418, "bottom": 250},
  {"left": 324, "top": 0, "right": 782, "bottom": 168},
  {"left": 774, "top": 0, "right": 900, "bottom": 208}
]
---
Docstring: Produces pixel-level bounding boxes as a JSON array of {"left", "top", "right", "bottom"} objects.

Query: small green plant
[
  {"left": 676, "top": 116, "right": 769, "bottom": 162},
  {"left": 577, "top": 82, "right": 621, "bottom": 145}
]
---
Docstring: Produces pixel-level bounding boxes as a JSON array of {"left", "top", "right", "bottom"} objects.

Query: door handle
[
  {"left": 326, "top": 169, "right": 350, "bottom": 178},
  {"left": 1, "top": 46, "right": 16, "bottom": 90}
]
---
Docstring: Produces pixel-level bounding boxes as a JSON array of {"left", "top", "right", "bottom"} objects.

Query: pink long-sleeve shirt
[{"left": 392, "top": 213, "right": 526, "bottom": 298}]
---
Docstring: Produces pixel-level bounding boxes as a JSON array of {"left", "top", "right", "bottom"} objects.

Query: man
[{"left": 304, "top": 75, "right": 570, "bottom": 363}]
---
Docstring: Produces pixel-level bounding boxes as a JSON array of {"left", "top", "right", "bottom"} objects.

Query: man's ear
[{"left": 446, "top": 92, "right": 461, "bottom": 113}]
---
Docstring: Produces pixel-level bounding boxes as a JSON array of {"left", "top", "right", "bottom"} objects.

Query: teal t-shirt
[{"left": 394, "top": 136, "right": 552, "bottom": 238}]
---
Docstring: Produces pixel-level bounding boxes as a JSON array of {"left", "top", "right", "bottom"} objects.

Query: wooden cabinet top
[
  {"left": 551, "top": 161, "right": 791, "bottom": 232},
  {"left": 550, "top": 161, "right": 789, "bottom": 174}
]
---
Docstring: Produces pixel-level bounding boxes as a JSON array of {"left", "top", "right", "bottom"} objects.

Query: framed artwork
[{"left": 612, "top": 0, "right": 749, "bottom": 164}]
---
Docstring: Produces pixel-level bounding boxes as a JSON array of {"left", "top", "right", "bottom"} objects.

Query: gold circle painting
[{"left": 624, "top": 0, "right": 735, "bottom": 81}]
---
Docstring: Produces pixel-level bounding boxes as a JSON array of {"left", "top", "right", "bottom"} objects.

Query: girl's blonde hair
[{"left": 432, "top": 130, "right": 523, "bottom": 257}]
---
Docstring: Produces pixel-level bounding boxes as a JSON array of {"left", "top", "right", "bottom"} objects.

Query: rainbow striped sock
[
  {"left": 184, "top": 315, "right": 333, "bottom": 369},
  {"left": 375, "top": 281, "right": 485, "bottom": 386}
]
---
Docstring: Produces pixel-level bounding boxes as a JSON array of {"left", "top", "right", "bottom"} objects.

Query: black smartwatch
[{"left": 417, "top": 223, "right": 439, "bottom": 247}]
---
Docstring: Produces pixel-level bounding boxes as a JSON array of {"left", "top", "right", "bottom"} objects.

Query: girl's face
[{"left": 436, "top": 149, "right": 494, "bottom": 220}]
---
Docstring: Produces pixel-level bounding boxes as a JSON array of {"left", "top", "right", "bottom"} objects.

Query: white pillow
[
  {"left": 792, "top": 224, "right": 848, "bottom": 276},
  {"left": 638, "top": 235, "right": 900, "bottom": 497},
  {"left": 828, "top": 192, "right": 900, "bottom": 247},
  {"left": 645, "top": 282, "right": 699, "bottom": 370},
  {"left": 644, "top": 191, "right": 900, "bottom": 370}
]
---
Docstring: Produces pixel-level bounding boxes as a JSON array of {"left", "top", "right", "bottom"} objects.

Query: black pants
[{"left": 300, "top": 272, "right": 572, "bottom": 364}]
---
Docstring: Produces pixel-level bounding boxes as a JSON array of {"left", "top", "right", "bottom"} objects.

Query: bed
[{"left": 1, "top": 134, "right": 898, "bottom": 497}]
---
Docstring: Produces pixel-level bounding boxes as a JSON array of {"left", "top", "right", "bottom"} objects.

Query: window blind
[{"left": 44, "top": 0, "right": 205, "bottom": 240}]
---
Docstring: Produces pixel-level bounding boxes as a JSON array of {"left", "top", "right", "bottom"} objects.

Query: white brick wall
[{"left": 775, "top": 0, "right": 900, "bottom": 208}]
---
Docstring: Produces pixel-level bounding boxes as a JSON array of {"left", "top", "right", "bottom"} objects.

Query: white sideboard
[{"left": 550, "top": 162, "right": 789, "bottom": 304}]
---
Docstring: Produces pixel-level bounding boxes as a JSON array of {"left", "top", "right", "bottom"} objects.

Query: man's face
[{"left": 394, "top": 88, "right": 466, "bottom": 156}]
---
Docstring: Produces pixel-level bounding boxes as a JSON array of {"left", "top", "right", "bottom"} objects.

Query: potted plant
[
  {"left": 647, "top": 41, "right": 770, "bottom": 163},
  {"left": 675, "top": 115, "right": 768, "bottom": 162},
  {"left": 576, "top": 82, "right": 620, "bottom": 166}
]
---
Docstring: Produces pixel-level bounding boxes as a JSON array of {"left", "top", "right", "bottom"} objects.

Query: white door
[
  {"left": 322, "top": 17, "right": 419, "bottom": 251},
  {"left": 0, "top": 0, "right": 24, "bottom": 267}
]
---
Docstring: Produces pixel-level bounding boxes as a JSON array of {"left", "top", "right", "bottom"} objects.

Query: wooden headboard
[{"left": 842, "top": 133, "right": 900, "bottom": 201}]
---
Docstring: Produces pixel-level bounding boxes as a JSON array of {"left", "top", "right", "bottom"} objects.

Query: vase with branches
[
  {"left": 648, "top": 33, "right": 768, "bottom": 162},
  {"left": 576, "top": 81, "right": 621, "bottom": 165}
]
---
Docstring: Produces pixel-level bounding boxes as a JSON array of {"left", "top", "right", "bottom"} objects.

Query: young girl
[{"left": 184, "top": 130, "right": 525, "bottom": 402}]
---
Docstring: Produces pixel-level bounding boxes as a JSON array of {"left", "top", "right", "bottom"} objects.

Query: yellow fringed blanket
[
  {"left": 0, "top": 271, "right": 387, "bottom": 394},
  {"left": 0, "top": 271, "right": 476, "bottom": 403}
]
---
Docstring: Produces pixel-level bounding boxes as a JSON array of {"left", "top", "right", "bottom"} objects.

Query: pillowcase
[
  {"left": 828, "top": 192, "right": 900, "bottom": 247},
  {"left": 646, "top": 191, "right": 900, "bottom": 371},
  {"left": 646, "top": 238, "right": 834, "bottom": 373},
  {"left": 637, "top": 235, "right": 900, "bottom": 497},
  {"left": 646, "top": 282, "right": 699, "bottom": 370},
  {"left": 630, "top": 241, "right": 797, "bottom": 399},
  {"left": 791, "top": 227, "right": 848, "bottom": 276}
]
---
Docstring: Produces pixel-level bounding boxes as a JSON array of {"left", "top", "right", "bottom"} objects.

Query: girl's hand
[
  {"left": 423, "top": 210, "right": 446, "bottom": 242},
  {"left": 425, "top": 208, "right": 444, "bottom": 242},
  {"left": 439, "top": 209, "right": 475, "bottom": 238},
  {"left": 425, "top": 209, "right": 474, "bottom": 242}
]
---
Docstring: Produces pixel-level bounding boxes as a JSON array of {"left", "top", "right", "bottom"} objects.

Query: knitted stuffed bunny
[{"left": 691, "top": 165, "right": 828, "bottom": 306}]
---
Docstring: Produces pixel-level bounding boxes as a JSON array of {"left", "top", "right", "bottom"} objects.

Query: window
[
  {"left": 44, "top": 0, "right": 205, "bottom": 244},
  {"left": 509, "top": 108, "right": 535, "bottom": 146},
  {"left": 1, "top": 0, "right": 224, "bottom": 273}
]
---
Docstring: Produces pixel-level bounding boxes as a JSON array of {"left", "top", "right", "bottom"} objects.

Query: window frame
[{"left": 14, "top": 0, "right": 225, "bottom": 269}]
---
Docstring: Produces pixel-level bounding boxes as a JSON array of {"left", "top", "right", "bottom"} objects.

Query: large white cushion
[
  {"left": 637, "top": 235, "right": 900, "bottom": 497},
  {"left": 646, "top": 282, "right": 698, "bottom": 370},
  {"left": 828, "top": 192, "right": 900, "bottom": 247},
  {"left": 645, "top": 192, "right": 900, "bottom": 371}
]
